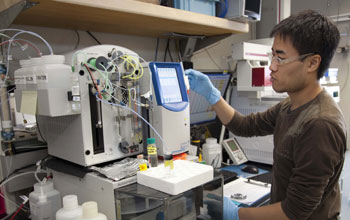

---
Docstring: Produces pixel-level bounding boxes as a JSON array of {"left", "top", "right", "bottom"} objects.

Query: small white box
[{"left": 137, "top": 160, "right": 214, "bottom": 195}]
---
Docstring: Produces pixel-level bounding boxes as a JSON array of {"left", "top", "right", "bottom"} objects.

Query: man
[{"left": 186, "top": 10, "right": 346, "bottom": 220}]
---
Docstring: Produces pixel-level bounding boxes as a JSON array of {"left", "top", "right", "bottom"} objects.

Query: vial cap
[
  {"left": 82, "top": 201, "right": 98, "bottom": 218},
  {"left": 42, "top": 54, "right": 65, "bottom": 64},
  {"left": 19, "top": 59, "right": 31, "bottom": 67},
  {"left": 206, "top": 138, "right": 217, "bottom": 144},
  {"left": 164, "top": 154, "right": 172, "bottom": 160},
  {"left": 137, "top": 154, "right": 144, "bottom": 159},
  {"left": 147, "top": 138, "right": 156, "bottom": 144},
  {"left": 63, "top": 195, "right": 79, "bottom": 210},
  {"left": 30, "top": 57, "right": 43, "bottom": 65}
]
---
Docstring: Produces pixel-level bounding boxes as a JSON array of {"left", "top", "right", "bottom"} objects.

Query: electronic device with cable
[
  {"left": 222, "top": 137, "right": 248, "bottom": 165},
  {"left": 26, "top": 45, "right": 145, "bottom": 166},
  {"left": 147, "top": 62, "right": 190, "bottom": 156}
]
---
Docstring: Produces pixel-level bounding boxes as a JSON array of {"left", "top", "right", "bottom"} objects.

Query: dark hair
[{"left": 270, "top": 10, "right": 340, "bottom": 79}]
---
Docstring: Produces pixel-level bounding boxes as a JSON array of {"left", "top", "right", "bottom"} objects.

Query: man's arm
[
  {"left": 239, "top": 202, "right": 289, "bottom": 220},
  {"left": 212, "top": 97, "right": 236, "bottom": 125}
]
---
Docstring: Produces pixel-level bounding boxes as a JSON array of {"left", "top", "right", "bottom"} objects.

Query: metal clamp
[{"left": 231, "top": 193, "right": 247, "bottom": 200}]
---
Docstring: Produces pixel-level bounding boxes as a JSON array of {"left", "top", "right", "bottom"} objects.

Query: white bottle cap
[
  {"left": 206, "top": 138, "right": 217, "bottom": 144},
  {"left": 34, "top": 181, "right": 54, "bottom": 193},
  {"left": 30, "top": 57, "right": 43, "bottom": 66},
  {"left": 82, "top": 201, "right": 98, "bottom": 218},
  {"left": 63, "top": 195, "right": 79, "bottom": 210},
  {"left": 42, "top": 54, "right": 65, "bottom": 64},
  {"left": 19, "top": 59, "right": 31, "bottom": 67}
]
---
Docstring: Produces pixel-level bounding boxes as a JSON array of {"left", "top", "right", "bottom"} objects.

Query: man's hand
[
  {"left": 185, "top": 69, "right": 221, "bottom": 105},
  {"left": 205, "top": 194, "right": 240, "bottom": 220},
  {"left": 223, "top": 197, "right": 240, "bottom": 220}
]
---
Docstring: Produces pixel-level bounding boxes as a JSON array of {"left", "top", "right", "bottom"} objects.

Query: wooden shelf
[{"left": 12, "top": 0, "right": 249, "bottom": 37}]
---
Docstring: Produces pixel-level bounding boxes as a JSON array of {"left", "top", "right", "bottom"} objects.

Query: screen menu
[{"left": 158, "top": 68, "right": 182, "bottom": 104}]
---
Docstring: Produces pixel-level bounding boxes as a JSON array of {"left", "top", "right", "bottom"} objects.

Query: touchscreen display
[{"left": 158, "top": 68, "right": 182, "bottom": 103}]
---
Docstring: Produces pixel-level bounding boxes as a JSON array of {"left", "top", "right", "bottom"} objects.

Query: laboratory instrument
[
  {"left": 222, "top": 137, "right": 248, "bottom": 165},
  {"left": 146, "top": 62, "right": 190, "bottom": 156},
  {"left": 15, "top": 45, "right": 145, "bottom": 166},
  {"left": 225, "top": 0, "right": 262, "bottom": 22}
]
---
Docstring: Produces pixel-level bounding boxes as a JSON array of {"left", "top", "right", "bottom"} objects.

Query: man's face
[{"left": 269, "top": 35, "right": 309, "bottom": 94}]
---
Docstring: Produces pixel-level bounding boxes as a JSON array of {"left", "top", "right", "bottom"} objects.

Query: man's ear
[{"left": 307, "top": 54, "right": 321, "bottom": 73}]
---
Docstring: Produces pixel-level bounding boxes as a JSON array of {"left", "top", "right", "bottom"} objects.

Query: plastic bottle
[
  {"left": 56, "top": 195, "right": 83, "bottom": 220},
  {"left": 39, "top": 55, "right": 71, "bottom": 90},
  {"left": 36, "top": 188, "right": 52, "bottom": 220},
  {"left": 78, "top": 201, "right": 107, "bottom": 220},
  {"left": 14, "top": 59, "right": 31, "bottom": 90},
  {"left": 27, "top": 57, "right": 42, "bottom": 90},
  {"left": 147, "top": 138, "right": 158, "bottom": 168},
  {"left": 29, "top": 181, "right": 62, "bottom": 220},
  {"left": 202, "top": 138, "right": 222, "bottom": 168}
]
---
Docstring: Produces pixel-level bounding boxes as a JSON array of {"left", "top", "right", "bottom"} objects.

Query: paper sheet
[{"left": 224, "top": 177, "right": 271, "bottom": 206}]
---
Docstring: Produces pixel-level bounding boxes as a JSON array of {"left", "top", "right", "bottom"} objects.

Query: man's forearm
[
  {"left": 212, "top": 97, "right": 236, "bottom": 125},
  {"left": 239, "top": 202, "right": 289, "bottom": 220}
]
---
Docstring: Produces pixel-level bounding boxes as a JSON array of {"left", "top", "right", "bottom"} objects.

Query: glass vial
[
  {"left": 164, "top": 153, "right": 174, "bottom": 176},
  {"left": 147, "top": 138, "right": 158, "bottom": 167}
]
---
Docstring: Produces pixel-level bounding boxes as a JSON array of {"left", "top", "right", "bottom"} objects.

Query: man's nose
[{"left": 269, "top": 61, "right": 278, "bottom": 72}]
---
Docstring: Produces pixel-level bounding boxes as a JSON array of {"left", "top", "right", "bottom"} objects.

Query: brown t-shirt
[{"left": 227, "top": 90, "right": 346, "bottom": 220}]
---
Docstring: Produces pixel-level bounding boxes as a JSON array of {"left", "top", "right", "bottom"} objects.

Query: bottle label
[
  {"left": 147, "top": 145, "right": 157, "bottom": 155},
  {"left": 72, "top": 85, "right": 80, "bottom": 95},
  {"left": 37, "top": 73, "right": 48, "bottom": 83},
  {"left": 72, "top": 96, "right": 80, "bottom": 101},
  {"left": 15, "top": 76, "right": 25, "bottom": 85},
  {"left": 26, "top": 75, "right": 37, "bottom": 84}
]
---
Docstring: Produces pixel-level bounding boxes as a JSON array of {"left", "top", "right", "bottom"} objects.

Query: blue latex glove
[
  {"left": 185, "top": 69, "right": 221, "bottom": 105},
  {"left": 224, "top": 196, "right": 240, "bottom": 220},
  {"left": 205, "top": 195, "right": 240, "bottom": 220}
]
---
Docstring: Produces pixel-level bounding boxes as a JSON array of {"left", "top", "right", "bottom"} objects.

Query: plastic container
[
  {"left": 29, "top": 181, "right": 62, "bottom": 220},
  {"left": 39, "top": 55, "right": 71, "bottom": 90},
  {"left": 78, "top": 201, "right": 107, "bottom": 220},
  {"left": 173, "top": 0, "right": 219, "bottom": 16},
  {"left": 147, "top": 138, "right": 158, "bottom": 168},
  {"left": 56, "top": 195, "right": 83, "bottom": 220},
  {"left": 27, "top": 57, "right": 42, "bottom": 90},
  {"left": 14, "top": 59, "right": 31, "bottom": 90},
  {"left": 202, "top": 138, "right": 222, "bottom": 168}
]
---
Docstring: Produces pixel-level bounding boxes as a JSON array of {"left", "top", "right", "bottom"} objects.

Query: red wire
[
  {"left": 83, "top": 63, "right": 102, "bottom": 99},
  {"left": 9, "top": 202, "right": 25, "bottom": 220},
  {"left": 0, "top": 39, "right": 41, "bottom": 56}
]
